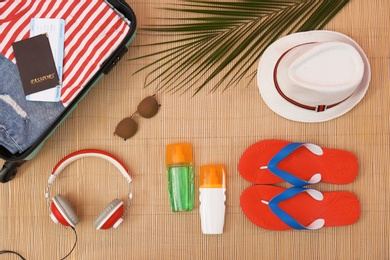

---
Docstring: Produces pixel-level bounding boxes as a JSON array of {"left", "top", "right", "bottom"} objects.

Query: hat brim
[{"left": 257, "top": 30, "right": 371, "bottom": 123}]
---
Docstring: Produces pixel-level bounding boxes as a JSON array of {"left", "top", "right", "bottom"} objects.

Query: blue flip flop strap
[
  {"left": 268, "top": 187, "right": 310, "bottom": 230},
  {"left": 267, "top": 142, "right": 309, "bottom": 186}
]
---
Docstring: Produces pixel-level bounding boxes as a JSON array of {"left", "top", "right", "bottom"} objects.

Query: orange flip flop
[
  {"left": 238, "top": 140, "right": 358, "bottom": 186},
  {"left": 240, "top": 185, "right": 360, "bottom": 230}
]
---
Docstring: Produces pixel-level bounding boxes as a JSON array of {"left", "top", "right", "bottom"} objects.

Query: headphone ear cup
[
  {"left": 94, "top": 199, "right": 124, "bottom": 230},
  {"left": 51, "top": 195, "right": 80, "bottom": 227}
]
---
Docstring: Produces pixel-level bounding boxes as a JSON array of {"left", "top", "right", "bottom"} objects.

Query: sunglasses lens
[
  {"left": 137, "top": 95, "right": 160, "bottom": 118},
  {"left": 114, "top": 117, "right": 138, "bottom": 140}
]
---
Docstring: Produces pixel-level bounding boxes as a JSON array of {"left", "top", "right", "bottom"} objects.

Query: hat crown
[{"left": 277, "top": 41, "right": 365, "bottom": 106}]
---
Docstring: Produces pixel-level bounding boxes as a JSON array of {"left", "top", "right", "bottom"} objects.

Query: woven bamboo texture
[{"left": 1, "top": 0, "right": 389, "bottom": 259}]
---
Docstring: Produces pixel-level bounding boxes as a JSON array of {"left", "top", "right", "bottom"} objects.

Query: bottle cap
[
  {"left": 200, "top": 165, "right": 226, "bottom": 188},
  {"left": 166, "top": 143, "right": 193, "bottom": 165}
]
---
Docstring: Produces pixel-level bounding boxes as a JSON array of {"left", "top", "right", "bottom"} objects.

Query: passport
[{"left": 12, "top": 34, "right": 60, "bottom": 96}]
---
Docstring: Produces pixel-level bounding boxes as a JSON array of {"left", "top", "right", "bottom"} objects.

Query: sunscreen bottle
[
  {"left": 166, "top": 143, "right": 194, "bottom": 212},
  {"left": 199, "top": 165, "right": 226, "bottom": 234}
]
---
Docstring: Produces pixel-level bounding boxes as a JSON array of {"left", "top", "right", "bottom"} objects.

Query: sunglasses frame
[{"left": 114, "top": 95, "right": 160, "bottom": 140}]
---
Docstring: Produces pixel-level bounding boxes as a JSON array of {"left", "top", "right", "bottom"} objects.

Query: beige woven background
[{"left": 1, "top": 0, "right": 389, "bottom": 259}]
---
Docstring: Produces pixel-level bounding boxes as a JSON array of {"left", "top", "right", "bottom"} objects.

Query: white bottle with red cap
[{"left": 199, "top": 165, "right": 226, "bottom": 234}]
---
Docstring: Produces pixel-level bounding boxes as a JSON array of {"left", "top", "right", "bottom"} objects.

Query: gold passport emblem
[{"left": 30, "top": 73, "right": 56, "bottom": 85}]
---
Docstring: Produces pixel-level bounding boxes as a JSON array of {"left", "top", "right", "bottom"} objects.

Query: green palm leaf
[{"left": 131, "top": 0, "right": 349, "bottom": 94}]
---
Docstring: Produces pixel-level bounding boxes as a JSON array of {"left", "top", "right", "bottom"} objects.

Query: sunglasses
[{"left": 114, "top": 95, "right": 160, "bottom": 140}]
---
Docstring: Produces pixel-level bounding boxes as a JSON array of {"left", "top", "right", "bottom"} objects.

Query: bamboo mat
[{"left": 1, "top": 0, "right": 389, "bottom": 259}]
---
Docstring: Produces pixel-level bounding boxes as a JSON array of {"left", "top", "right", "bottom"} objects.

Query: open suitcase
[{"left": 0, "top": 0, "right": 136, "bottom": 183}]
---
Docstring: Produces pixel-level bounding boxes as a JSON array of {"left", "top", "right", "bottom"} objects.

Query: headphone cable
[
  {"left": 60, "top": 226, "right": 78, "bottom": 260},
  {"left": 0, "top": 250, "right": 26, "bottom": 260},
  {"left": 0, "top": 226, "right": 78, "bottom": 260}
]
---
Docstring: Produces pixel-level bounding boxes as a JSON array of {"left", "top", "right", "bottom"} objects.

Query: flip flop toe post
[
  {"left": 240, "top": 185, "right": 360, "bottom": 230},
  {"left": 238, "top": 140, "right": 358, "bottom": 185}
]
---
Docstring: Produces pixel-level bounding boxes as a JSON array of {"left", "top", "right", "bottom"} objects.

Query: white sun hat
[{"left": 257, "top": 30, "right": 371, "bottom": 123}]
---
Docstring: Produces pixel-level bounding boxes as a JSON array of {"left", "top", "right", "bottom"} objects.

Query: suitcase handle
[{"left": 104, "top": 46, "right": 129, "bottom": 74}]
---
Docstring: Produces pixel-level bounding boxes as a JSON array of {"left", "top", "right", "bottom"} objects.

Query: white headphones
[{"left": 45, "top": 149, "right": 132, "bottom": 230}]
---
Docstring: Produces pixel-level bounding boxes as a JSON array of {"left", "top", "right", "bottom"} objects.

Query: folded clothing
[
  {"left": 0, "top": 0, "right": 131, "bottom": 106},
  {"left": 0, "top": 54, "right": 65, "bottom": 154}
]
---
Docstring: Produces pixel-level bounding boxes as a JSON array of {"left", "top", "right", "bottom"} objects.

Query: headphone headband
[
  {"left": 46, "top": 149, "right": 132, "bottom": 220},
  {"left": 49, "top": 149, "right": 132, "bottom": 184}
]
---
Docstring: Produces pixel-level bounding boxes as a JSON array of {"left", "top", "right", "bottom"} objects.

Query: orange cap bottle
[{"left": 199, "top": 165, "right": 226, "bottom": 234}]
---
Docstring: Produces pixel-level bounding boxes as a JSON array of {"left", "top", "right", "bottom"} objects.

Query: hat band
[{"left": 273, "top": 44, "right": 351, "bottom": 112}]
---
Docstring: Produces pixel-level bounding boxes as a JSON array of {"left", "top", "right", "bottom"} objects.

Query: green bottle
[{"left": 166, "top": 143, "right": 194, "bottom": 212}]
